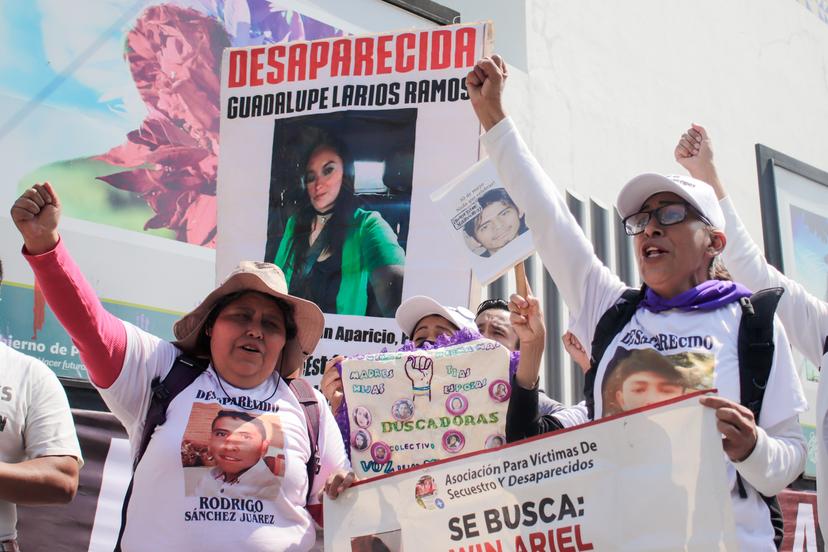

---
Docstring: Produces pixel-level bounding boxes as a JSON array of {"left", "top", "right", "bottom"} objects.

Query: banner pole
[{"left": 514, "top": 260, "right": 531, "bottom": 297}]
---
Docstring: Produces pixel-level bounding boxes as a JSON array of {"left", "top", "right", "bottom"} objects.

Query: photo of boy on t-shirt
[
  {"left": 180, "top": 403, "right": 285, "bottom": 498},
  {"left": 601, "top": 347, "right": 714, "bottom": 417}
]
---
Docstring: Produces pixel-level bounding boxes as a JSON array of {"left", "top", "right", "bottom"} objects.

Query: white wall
[
  {"left": 448, "top": 0, "right": 828, "bottom": 239},
  {"left": 513, "top": 0, "right": 828, "bottom": 241}
]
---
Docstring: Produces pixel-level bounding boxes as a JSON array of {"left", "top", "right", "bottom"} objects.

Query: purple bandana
[{"left": 639, "top": 280, "right": 752, "bottom": 313}]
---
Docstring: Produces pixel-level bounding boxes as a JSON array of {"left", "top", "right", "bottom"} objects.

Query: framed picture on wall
[{"left": 757, "top": 143, "right": 828, "bottom": 479}]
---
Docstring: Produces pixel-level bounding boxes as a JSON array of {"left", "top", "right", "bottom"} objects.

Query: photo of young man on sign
[
  {"left": 265, "top": 109, "right": 416, "bottom": 318},
  {"left": 462, "top": 187, "right": 528, "bottom": 258}
]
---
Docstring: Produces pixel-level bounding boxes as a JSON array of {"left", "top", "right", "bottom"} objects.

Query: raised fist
[
  {"left": 405, "top": 355, "right": 434, "bottom": 400},
  {"left": 11, "top": 182, "right": 61, "bottom": 255}
]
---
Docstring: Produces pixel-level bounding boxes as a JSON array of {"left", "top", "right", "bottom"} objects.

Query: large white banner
[
  {"left": 217, "top": 23, "right": 492, "bottom": 382},
  {"left": 325, "top": 392, "right": 738, "bottom": 551}
]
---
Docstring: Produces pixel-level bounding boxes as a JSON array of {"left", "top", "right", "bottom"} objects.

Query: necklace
[
  {"left": 313, "top": 207, "right": 333, "bottom": 225},
  {"left": 213, "top": 368, "right": 281, "bottom": 411}
]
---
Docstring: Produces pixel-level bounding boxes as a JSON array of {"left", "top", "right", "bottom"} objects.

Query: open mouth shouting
[{"left": 641, "top": 241, "right": 669, "bottom": 260}]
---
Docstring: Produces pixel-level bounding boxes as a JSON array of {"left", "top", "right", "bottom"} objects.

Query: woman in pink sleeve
[{"left": 11, "top": 183, "right": 354, "bottom": 552}]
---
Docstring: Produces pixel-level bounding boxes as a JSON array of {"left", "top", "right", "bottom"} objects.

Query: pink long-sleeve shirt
[{"left": 24, "top": 239, "right": 127, "bottom": 388}]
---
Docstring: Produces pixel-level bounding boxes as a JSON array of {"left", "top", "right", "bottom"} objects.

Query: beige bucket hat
[{"left": 173, "top": 261, "right": 324, "bottom": 375}]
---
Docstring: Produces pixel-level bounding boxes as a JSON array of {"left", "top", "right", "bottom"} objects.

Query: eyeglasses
[
  {"left": 622, "top": 202, "right": 711, "bottom": 236},
  {"left": 476, "top": 298, "right": 509, "bottom": 317}
]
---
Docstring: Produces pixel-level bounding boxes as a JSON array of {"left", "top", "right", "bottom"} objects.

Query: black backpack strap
[
  {"left": 135, "top": 355, "right": 210, "bottom": 468},
  {"left": 115, "top": 354, "right": 209, "bottom": 551},
  {"left": 288, "top": 378, "right": 322, "bottom": 502},
  {"left": 585, "top": 287, "right": 645, "bottom": 419},
  {"left": 736, "top": 287, "right": 785, "bottom": 549},
  {"left": 738, "top": 288, "right": 783, "bottom": 423}
]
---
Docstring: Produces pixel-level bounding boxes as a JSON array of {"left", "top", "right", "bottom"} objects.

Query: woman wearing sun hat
[{"left": 11, "top": 183, "right": 353, "bottom": 551}]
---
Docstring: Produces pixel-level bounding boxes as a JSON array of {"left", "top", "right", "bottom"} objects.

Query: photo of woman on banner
[
  {"left": 601, "top": 348, "right": 711, "bottom": 416},
  {"left": 463, "top": 187, "right": 528, "bottom": 257},
  {"left": 267, "top": 110, "right": 415, "bottom": 317}
]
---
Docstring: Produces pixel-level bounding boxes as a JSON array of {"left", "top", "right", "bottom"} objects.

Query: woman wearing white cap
[
  {"left": 466, "top": 56, "right": 806, "bottom": 550},
  {"left": 11, "top": 183, "right": 353, "bottom": 551},
  {"left": 676, "top": 122, "right": 828, "bottom": 539}
]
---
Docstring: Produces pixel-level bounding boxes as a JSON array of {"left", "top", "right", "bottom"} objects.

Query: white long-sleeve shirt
[
  {"left": 720, "top": 195, "right": 828, "bottom": 533},
  {"left": 482, "top": 116, "right": 807, "bottom": 550}
]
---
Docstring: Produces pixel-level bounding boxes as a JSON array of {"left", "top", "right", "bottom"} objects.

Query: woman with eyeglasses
[
  {"left": 272, "top": 129, "right": 405, "bottom": 317},
  {"left": 467, "top": 55, "right": 805, "bottom": 551}
]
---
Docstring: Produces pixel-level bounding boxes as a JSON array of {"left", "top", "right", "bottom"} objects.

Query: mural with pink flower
[{"left": 5, "top": 1, "right": 345, "bottom": 247}]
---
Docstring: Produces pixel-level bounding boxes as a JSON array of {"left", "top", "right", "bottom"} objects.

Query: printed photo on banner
[
  {"left": 324, "top": 393, "right": 738, "bottom": 551},
  {"left": 431, "top": 158, "right": 534, "bottom": 285},
  {"left": 265, "top": 109, "right": 415, "bottom": 318},
  {"left": 180, "top": 403, "right": 285, "bottom": 499},
  {"left": 350, "top": 529, "right": 403, "bottom": 552},
  {"left": 600, "top": 347, "right": 714, "bottom": 416},
  {"left": 340, "top": 338, "right": 511, "bottom": 480}
]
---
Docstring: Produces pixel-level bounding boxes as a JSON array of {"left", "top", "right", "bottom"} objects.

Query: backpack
[
  {"left": 585, "top": 285, "right": 785, "bottom": 549},
  {"left": 115, "top": 355, "right": 323, "bottom": 550}
]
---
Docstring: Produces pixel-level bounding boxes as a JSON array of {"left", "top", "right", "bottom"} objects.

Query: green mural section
[{"left": 0, "top": 282, "right": 180, "bottom": 381}]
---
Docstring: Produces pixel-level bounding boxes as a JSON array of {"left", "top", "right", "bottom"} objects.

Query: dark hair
[
  {"left": 211, "top": 410, "right": 267, "bottom": 441},
  {"left": 0, "top": 258, "right": 3, "bottom": 286},
  {"left": 284, "top": 130, "right": 359, "bottom": 293},
  {"left": 196, "top": 290, "right": 297, "bottom": 355},
  {"left": 476, "top": 298, "right": 509, "bottom": 317},
  {"left": 463, "top": 188, "right": 519, "bottom": 238}
]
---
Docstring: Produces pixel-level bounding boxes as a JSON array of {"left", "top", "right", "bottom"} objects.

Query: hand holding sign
[
  {"left": 511, "top": 288, "right": 546, "bottom": 390},
  {"left": 405, "top": 355, "right": 434, "bottom": 401},
  {"left": 509, "top": 293, "right": 545, "bottom": 348},
  {"left": 699, "top": 395, "right": 758, "bottom": 462},
  {"left": 321, "top": 355, "right": 346, "bottom": 411}
]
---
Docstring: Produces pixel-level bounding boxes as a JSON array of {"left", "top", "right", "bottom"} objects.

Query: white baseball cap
[
  {"left": 616, "top": 173, "right": 725, "bottom": 231},
  {"left": 395, "top": 295, "right": 477, "bottom": 338}
]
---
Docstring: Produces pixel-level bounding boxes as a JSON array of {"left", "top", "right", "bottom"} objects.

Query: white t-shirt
[
  {"left": 0, "top": 342, "right": 82, "bottom": 540},
  {"left": 481, "top": 117, "right": 808, "bottom": 551},
  {"left": 720, "top": 195, "right": 828, "bottom": 535},
  {"left": 106, "top": 324, "right": 348, "bottom": 552},
  {"left": 588, "top": 303, "right": 806, "bottom": 549}
]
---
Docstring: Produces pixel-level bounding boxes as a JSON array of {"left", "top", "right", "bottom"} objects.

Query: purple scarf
[{"left": 639, "top": 280, "right": 752, "bottom": 313}]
